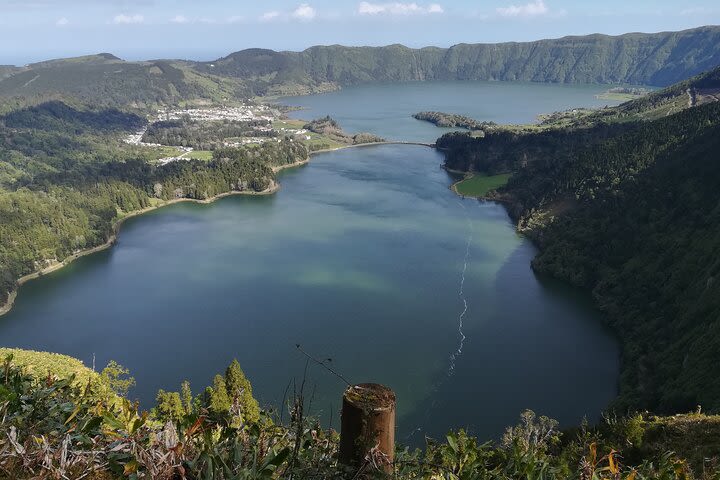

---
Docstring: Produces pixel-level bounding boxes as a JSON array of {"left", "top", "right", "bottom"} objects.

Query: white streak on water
[
  {"left": 448, "top": 200, "right": 472, "bottom": 376},
  {"left": 404, "top": 198, "right": 474, "bottom": 442}
]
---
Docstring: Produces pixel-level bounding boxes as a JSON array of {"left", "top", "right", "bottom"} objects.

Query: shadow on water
[{"left": 399, "top": 235, "right": 619, "bottom": 447}]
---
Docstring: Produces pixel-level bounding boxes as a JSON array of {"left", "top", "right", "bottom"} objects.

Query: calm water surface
[
  {"left": 282, "top": 81, "right": 619, "bottom": 142},
  {"left": 0, "top": 82, "right": 619, "bottom": 443}
]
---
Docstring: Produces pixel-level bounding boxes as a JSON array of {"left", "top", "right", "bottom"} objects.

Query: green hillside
[
  {"left": 0, "top": 66, "right": 20, "bottom": 80},
  {"left": 196, "top": 26, "right": 720, "bottom": 95},
  {"left": 3, "top": 26, "right": 719, "bottom": 104},
  {"left": 0, "top": 55, "right": 245, "bottom": 109},
  {"left": 437, "top": 67, "right": 720, "bottom": 416}
]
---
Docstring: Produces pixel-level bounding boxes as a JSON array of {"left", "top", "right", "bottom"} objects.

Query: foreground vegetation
[
  {"left": 438, "top": 66, "right": 720, "bottom": 416},
  {"left": 2, "top": 351, "right": 718, "bottom": 479}
]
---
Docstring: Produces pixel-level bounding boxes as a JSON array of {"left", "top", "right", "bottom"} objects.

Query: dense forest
[
  {"left": 2, "top": 350, "right": 719, "bottom": 479},
  {"left": 437, "top": 68, "right": 720, "bottom": 416},
  {"left": 0, "top": 101, "right": 308, "bottom": 308}
]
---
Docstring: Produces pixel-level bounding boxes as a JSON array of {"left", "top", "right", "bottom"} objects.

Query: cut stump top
[{"left": 343, "top": 383, "right": 396, "bottom": 412}]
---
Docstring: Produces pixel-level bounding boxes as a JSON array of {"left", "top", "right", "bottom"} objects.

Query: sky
[{"left": 1, "top": 0, "right": 719, "bottom": 65}]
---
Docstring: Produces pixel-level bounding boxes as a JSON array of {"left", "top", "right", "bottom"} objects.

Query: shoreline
[
  {"left": 0, "top": 179, "right": 283, "bottom": 318},
  {"left": 449, "top": 178, "right": 466, "bottom": 197},
  {"left": 0, "top": 141, "right": 439, "bottom": 318},
  {"left": 446, "top": 168, "right": 514, "bottom": 202},
  {"left": 448, "top": 178, "right": 509, "bottom": 202},
  {"left": 273, "top": 158, "right": 310, "bottom": 172},
  {"left": 449, "top": 175, "right": 491, "bottom": 201}
]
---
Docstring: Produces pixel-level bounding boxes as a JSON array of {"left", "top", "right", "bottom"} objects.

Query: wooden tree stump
[{"left": 339, "top": 383, "right": 396, "bottom": 472}]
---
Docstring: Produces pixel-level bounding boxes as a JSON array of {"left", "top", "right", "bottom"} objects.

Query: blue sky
[{"left": 1, "top": 0, "right": 719, "bottom": 65}]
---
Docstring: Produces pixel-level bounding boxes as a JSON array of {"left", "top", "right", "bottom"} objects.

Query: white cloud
[
  {"left": 170, "top": 15, "right": 188, "bottom": 24},
  {"left": 292, "top": 3, "right": 317, "bottom": 20},
  {"left": 112, "top": 13, "right": 144, "bottom": 24},
  {"left": 260, "top": 4, "right": 317, "bottom": 22},
  {"left": 496, "top": 0, "right": 548, "bottom": 17},
  {"left": 364, "top": 1, "right": 444, "bottom": 14},
  {"left": 680, "top": 6, "right": 719, "bottom": 15},
  {"left": 358, "top": 2, "right": 444, "bottom": 15},
  {"left": 260, "top": 11, "right": 281, "bottom": 21},
  {"left": 55, "top": 17, "right": 69, "bottom": 27}
]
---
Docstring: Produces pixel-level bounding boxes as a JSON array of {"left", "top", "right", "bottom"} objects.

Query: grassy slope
[
  {"left": 0, "top": 347, "right": 100, "bottom": 387},
  {"left": 638, "top": 414, "right": 720, "bottom": 471},
  {"left": 186, "top": 150, "right": 214, "bottom": 161},
  {"left": 453, "top": 174, "right": 512, "bottom": 197}
]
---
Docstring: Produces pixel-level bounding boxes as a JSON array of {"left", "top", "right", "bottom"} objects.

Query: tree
[
  {"left": 225, "top": 359, "right": 260, "bottom": 424},
  {"left": 155, "top": 389, "right": 184, "bottom": 422},
  {"left": 100, "top": 360, "right": 135, "bottom": 397},
  {"left": 208, "top": 374, "right": 231, "bottom": 415},
  {"left": 181, "top": 380, "right": 194, "bottom": 415}
]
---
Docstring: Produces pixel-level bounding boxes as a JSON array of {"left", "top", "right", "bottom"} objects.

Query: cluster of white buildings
[
  {"left": 122, "top": 105, "right": 312, "bottom": 165},
  {"left": 277, "top": 126, "right": 310, "bottom": 139},
  {"left": 157, "top": 105, "right": 275, "bottom": 123}
]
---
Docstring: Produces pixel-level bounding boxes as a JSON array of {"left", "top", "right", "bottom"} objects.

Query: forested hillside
[
  {"left": 529, "top": 114, "right": 720, "bottom": 414},
  {"left": 437, "top": 68, "right": 720, "bottom": 415},
  {"left": 196, "top": 26, "right": 720, "bottom": 95},
  {"left": 2, "top": 26, "right": 720, "bottom": 103},
  {"left": 0, "top": 101, "right": 308, "bottom": 309}
]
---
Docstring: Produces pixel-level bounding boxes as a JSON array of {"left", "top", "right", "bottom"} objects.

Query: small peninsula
[
  {"left": 413, "top": 111, "right": 496, "bottom": 131},
  {"left": 303, "top": 116, "right": 385, "bottom": 149}
]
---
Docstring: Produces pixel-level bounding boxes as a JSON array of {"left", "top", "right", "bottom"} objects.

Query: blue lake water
[{"left": 0, "top": 81, "right": 620, "bottom": 443}]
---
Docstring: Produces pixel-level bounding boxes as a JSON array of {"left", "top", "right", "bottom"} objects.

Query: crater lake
[{"left": 0, "top": 81, "right": 621, "bottom": 443}]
